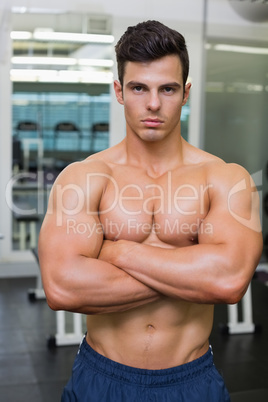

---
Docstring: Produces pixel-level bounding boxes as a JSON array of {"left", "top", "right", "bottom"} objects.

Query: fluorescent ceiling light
[
  {"left": 12, "top": 7, "right": 64, "bottom": 14},
  {"left": 11, "top": 56, "right": 114, "bottom": 68},
  {"left": 79, "top": 71, "right": 113, "bottom": 84},
  {"left": 11, "top": 31, "right": 114, "bottom": 44},
  {"left": 78, "top": 59, "right": 114, "bottom": 67},
  {"left": 11, "top": 7, "right": 27, "bottom": 14},
  {"left": 33, "top": 31, "right": 114, "bottom": 44},
  {"left": 12, "top": 56, "right": 77, "bottom": 66},
  {"left": 214, "top": 44, "right": 268, "bottom": 55},
  {"left": 11, "top": 31, "right": 32, "bottom": 40},
  {"left": 10, "top": 69, "right": 113, "bottom": 84}
]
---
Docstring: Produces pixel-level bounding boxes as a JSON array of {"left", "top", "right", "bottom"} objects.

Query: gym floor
[{"left": 0, "top": 275, "right": 267, "bottom": 402}]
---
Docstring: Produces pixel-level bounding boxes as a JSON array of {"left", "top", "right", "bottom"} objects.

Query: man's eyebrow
[
  {"left": 126, "top": 81, "right": 181, "bottom": 88},
  {"left": 126, "top": 81, "right": 147, "bottom": 88},
  {"left": 160, "top": 82, "right": 181, "bottom": 88}
]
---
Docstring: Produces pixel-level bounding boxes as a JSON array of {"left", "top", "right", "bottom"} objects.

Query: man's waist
[
  {"left": 85, "top": 327, "right": 210, "bottom": 370},
  {"left": 82, "top": 335, "right": 212, "bottom": 382}
]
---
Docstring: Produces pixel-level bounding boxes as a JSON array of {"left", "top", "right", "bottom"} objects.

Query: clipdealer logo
[
  {"left": 65, "top": 217, "right": 213, "bottom": 238},
  {"left": 5, "top": 169, "right": 263, "bottom": 234},
  {"left": 228, "top": 170, "right": 262, "bottom": 233},
  {"left": 51, "top": 171, "right": 213, "bottom": 226}
]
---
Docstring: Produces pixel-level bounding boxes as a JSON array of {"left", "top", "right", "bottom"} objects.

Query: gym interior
[{"left": 0, "top": 0, "right": 268, "bottom": 401}]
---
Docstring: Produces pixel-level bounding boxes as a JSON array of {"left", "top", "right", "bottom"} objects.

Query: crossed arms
[
  {"left": 38, "top": 159, "right": 263, "bottom": 314},
  {"left": 39, "top": 160, "right": 161, "bottom": 314}
]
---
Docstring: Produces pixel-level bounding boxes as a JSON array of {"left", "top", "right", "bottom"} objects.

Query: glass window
[
  {"left": 181, "top": 97, "right": 190, "bottom": 142},
  {"left": 204, "top": 41, "right": 268, "bottom": 262},
  {"left": 10, "top": 11, "right": 114, "bottom": 252},
  {"left": 11, "top": 88, "right": 110, "bottom": 250}
]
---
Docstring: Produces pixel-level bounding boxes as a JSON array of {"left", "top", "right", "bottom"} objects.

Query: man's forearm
[
  {"left": 42, "top": 252, "right": 161, "bottom": 315},
  {"left": 101, "top": 240, "right": 253, "bottom": 305}
]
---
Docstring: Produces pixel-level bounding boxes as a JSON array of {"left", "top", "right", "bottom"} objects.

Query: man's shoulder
[
  {"left": 203, "top": 159, "right": 252, "bottom": 206},
  {"left": 187, "top": 144, "right": 249, "bottom": 183},
  {"left": 62, "top": 144, "right": 122, "bottom": 175},
  {"left": 185, "top": 145, "right": 252, "bottom": 195},
  {"left": 184, "top": 140, "right": 222, "bottom": 167},
  {"left": 204, "top": 159, "right": 249, "bottom": 184},
  {"left": 52, "top": 155, "right": 113, "bottom": 193}
]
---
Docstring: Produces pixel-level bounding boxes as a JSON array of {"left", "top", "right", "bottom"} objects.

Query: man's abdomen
[{"left": 86, "top": 299, "right": 214, "bottom": 369}]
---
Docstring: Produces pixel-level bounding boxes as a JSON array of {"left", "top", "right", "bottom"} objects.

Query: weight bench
[{"left": 13, "top": 203, "right": 39, "bottom": 250}]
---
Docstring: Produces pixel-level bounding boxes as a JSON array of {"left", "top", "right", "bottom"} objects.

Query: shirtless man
[{"left": 38, "top": 20, "right": 262, "bottom": 401}]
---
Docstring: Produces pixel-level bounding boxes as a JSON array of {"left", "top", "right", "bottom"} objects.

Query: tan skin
[{"left": 39, "top": 55, "right": 262, "bottom": 370}]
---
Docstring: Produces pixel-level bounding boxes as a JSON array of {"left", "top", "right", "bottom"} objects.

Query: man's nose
[{"left": 147, "top": 91, "right": 161, "bottom": 111}]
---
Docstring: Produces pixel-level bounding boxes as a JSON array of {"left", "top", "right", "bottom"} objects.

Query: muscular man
[{"left": 39, "top": 20, "right": 262, "bottom": 401}]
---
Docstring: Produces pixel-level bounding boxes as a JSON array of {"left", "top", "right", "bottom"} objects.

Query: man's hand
[
  {"left": 99, "top": 237, "right": 177, "bottom": 267},
  {"left": 98, "top": 239, "right": 136, "bottom": 266}
]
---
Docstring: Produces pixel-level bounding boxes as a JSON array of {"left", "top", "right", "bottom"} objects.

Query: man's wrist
[{"left": 115, "top": 239, "right": 140, "bottom": 268}]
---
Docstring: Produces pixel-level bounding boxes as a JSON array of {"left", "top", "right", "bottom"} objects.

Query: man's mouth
[{"left": 142, "top": 118, "right": 163, "bottom": 128}]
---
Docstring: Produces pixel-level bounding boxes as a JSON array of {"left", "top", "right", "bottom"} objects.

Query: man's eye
[
  {"left": 163, "top": 87, "right": 174, "bottom": 93},
  {"left": 133, "top": 86, "right": 143, "bottom": 92}
]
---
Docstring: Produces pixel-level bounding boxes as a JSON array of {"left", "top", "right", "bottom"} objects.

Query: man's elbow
[
  {"left": 41, "top": 268, "right": 74, "bottom": 311},
  {"left": 44, "top": 281, "right": 68, "bottom": 311},
  {"left": 44, "top": 284, "right": 104, "bottom": 315},
  {"left": 217, "top": 273, "right": 252, "bottom": 305},
  {"left": 217, "top": 245, "right": 262, "bottom": 305},
  {"left": 43, "top": 274, "right": 98, "bottom": 314},
  {"left": 40, "top": 259, "right": 78, "bottom": 311},
  {"left": 223, "top": 284, "right": 247, "bottom": 305}
]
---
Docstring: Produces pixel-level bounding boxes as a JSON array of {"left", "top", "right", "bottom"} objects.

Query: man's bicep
[
  {"left": 39, "top": 161, "right": 107, "bottom": 263},
  {"left": 41, "top": 193, "right": 103, "bottom": 261},
  {"left": 198, "top": 166, "right": 262, "bottom": 269},
  {"left": 41, "top": 212, "right": 103, "bottom": 261}
]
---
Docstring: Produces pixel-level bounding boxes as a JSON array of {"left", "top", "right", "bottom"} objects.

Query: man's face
[{"left": 114, "top": 55, "right": 191, "bottom": 143}]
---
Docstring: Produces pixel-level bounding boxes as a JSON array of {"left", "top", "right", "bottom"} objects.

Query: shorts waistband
[{"left": 78, "top": 336, "right": 214, "bottom": 386}]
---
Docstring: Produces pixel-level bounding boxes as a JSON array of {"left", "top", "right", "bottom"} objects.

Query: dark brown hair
[{"left": 115, "top": 20, "right": 189, "bottom": 87}]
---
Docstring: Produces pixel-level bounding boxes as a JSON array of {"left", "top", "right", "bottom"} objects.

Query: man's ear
[
  {"left": 182, "top": 82, "right": 191, "bottom": 106},
  {"left": 114, "top": 80, "right": 124, "bottom": 105}
]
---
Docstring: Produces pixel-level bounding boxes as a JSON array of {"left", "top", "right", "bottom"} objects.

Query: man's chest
[{"left": 99, "top": 167, "right": 212, "bottom": 245}]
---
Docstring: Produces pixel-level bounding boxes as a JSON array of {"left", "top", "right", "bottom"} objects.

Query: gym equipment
[
  {"left": 27, "top": 248, "right": 46, "bottom": 301},
  {"left": 15, "top": 121, "right": 43, "bottom": 172},
  {"left": 47, "top": 311, "right": 84, "bottom": 348},
  {"left": 13, "top": 207, "right": 39, "bottom": 251},
  {"left": 53, "top": 121, "right": 82, "bottom": 169},
  {"left": 220, "top": 282, "right": 261, "bottom": 335},
  {"left": 227, "top": 283, "right": 255, "bottom": 334},
  {"left": 90, "top": 122, "right": 109, "bottom": 153}
]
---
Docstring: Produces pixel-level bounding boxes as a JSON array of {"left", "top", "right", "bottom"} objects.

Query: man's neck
[{"left": 124, "top": 134, "right": 185, "bottom": 178}]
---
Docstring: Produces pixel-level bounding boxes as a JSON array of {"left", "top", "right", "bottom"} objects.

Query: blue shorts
[{"left": 61, "top": 336, "right": 230, "bottom": 401}]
